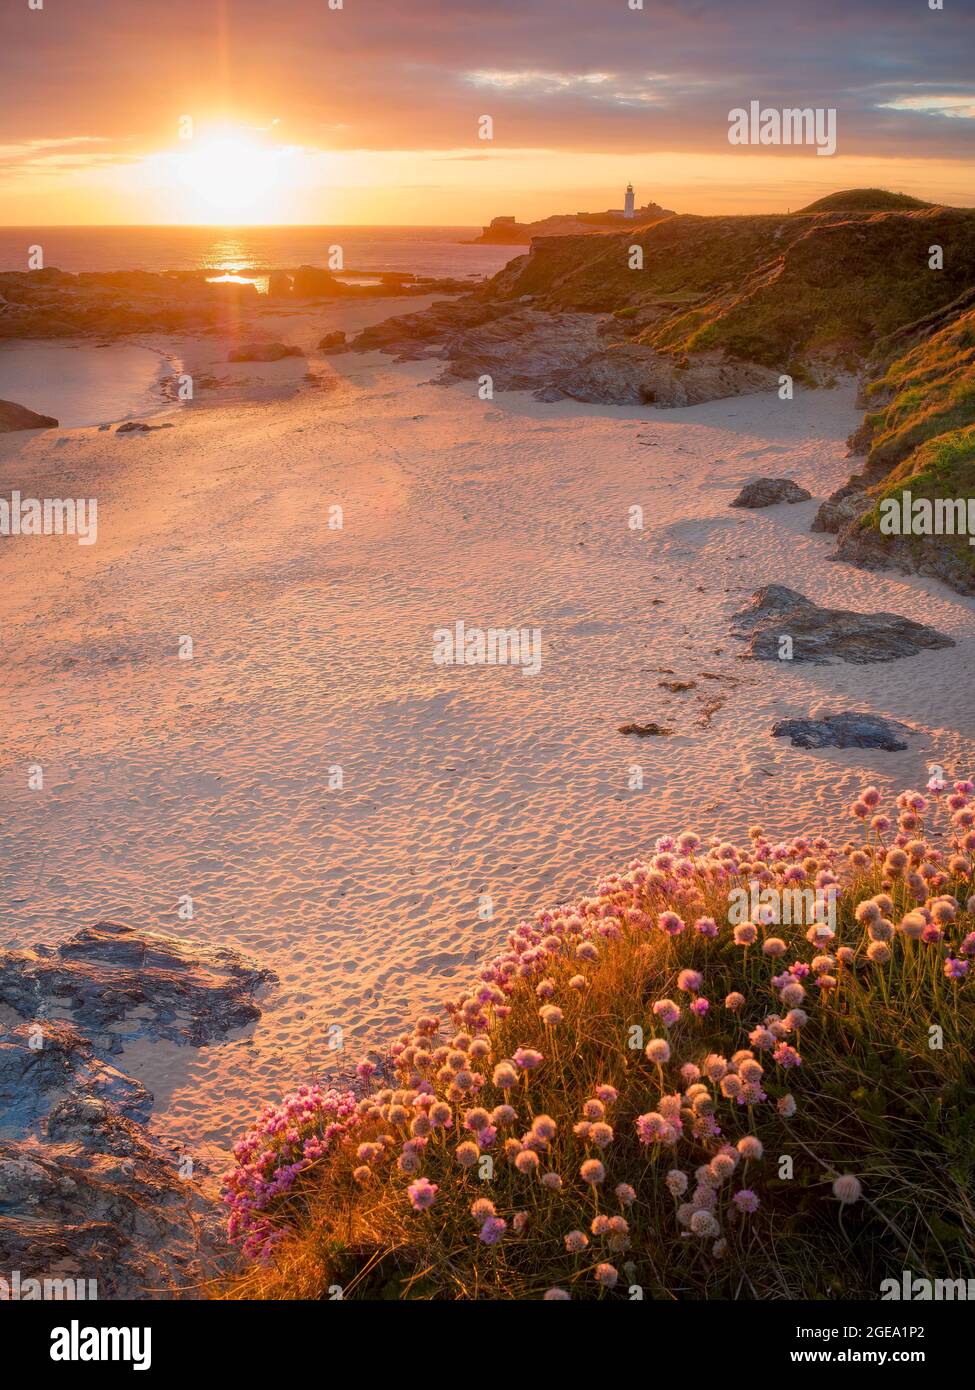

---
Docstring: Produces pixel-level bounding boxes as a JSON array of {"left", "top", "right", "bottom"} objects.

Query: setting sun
[{"left": 172, "top": 136, "right": 285, "bottom": 217}]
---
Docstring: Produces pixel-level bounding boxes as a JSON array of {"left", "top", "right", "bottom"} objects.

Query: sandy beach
[{"left": 2, "top": 293, "right": 973, "bottom": 1162}]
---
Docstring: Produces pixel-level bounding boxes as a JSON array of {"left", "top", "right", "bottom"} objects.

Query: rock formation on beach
[
  {"left": 0, "top": 919, "right": 275, "bottom": 1051},
  {"left": 731, "top": 478, "right": 812, "bottom": 507},
  {"left": 0, "top": 921, "right": 276, "bottom": 1297},
  {"left": 730, "top": 584, "right": 955, "bottom": 664},
  {"left": 770, "top": 711, "right": 916, "bottom": 750},
  {"left": 0, "top": 266, "right": 480, "bottom": 341},
  {"left": 0, "top": 398, "right": 58, "bottom": 432},
  {"left": 228, "top": 341, "right": 305, "bottom": 362}
]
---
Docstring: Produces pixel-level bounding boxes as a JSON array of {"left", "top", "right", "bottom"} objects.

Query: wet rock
[
  {"left": 0, "top": 919, "right": 276, "bottom": 1052},
  {"left": 116, "top": 420, "right": 174, "bottom": 434},
  {"left": 0, "top": 398, "right": 58, "bottom": 432},
  {"left": 730, "top": 584, "right": 954, "bottom": 665},
  {"left": 0, "top": 1108, "right": 231, "bottom": 1299},
  {"left": 266, "top": 271, "right": 292, "bottom": 297},
  {"left": 0, "top": 1022, "right": 151, "bottom": 1135},
  {"left": 731, "top": 478, "right": 812, "bottom": 508},
  {"left": 228, "top": 342, "right": 305, "bottom": 362},
  {"left": 771, "top": 711, "right": 916, "bottom": 751}
]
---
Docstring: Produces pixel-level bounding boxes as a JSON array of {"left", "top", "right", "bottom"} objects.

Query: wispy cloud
[{"left": 879, "top": 94, "right": 975, "bottom": 119}]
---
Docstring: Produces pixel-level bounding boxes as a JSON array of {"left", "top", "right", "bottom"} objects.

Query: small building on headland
[{"left": 473, "top": 187, "right": 674, "bottom": 244}]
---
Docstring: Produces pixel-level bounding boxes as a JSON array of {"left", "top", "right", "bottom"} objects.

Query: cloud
[{"left": 879, "top": 95, "right": 975, "bottom": 120}]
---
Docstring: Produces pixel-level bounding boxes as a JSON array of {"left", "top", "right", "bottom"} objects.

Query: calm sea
[{"left": 0, "top": 226, "right": 523, "bottom": 279}]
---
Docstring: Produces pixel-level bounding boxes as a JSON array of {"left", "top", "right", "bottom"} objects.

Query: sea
[{"left": 0, "top": 225, "right": 523, "bottom": 279}]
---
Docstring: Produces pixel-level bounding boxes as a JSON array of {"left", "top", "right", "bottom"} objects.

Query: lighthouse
[{"left": 624, "top": 183, "right": 635, "bottom": 219}]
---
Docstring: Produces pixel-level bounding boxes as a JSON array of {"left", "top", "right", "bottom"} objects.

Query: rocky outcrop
[
  {"left": 831, "top": 525, "right": 975, "bottom": 596},
  {"left": 730, "top": 584, "right": 954, "bottom": 665},
  {"left": 0, "top": 922, "right": 274, "bottom": 1298},
  {"left": 0, "top": 1022, "right": 150, "bottom": 1133},
  {"left": 0, "top": 1023, "right": 230, "bottom": 1299},
  {"left": 0, "top": 919, "right": 275, "bottom": 1052},
  {"left": 228, "top": 342, "right": 305, "bottom": 363},
  {"left": 318, "top": 330, "right": 348, "bottom": 352},
  {"left": 811, "top": 481, "right": 870, "bottom": 533},
  {"left": 0, "top": 398, "right": 58, "bottom": 432},
  {"left": 350, "top": 303, "right": 779, "bottom": 406},
  {"left": 771, "top": 711, "right": 916, "bottom": 751},
  {"left": 731, "top": 478, "right": 812, "bottom": 508}
]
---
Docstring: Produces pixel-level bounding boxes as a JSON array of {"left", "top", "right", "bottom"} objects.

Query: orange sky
[{"left": 1, "top": 0, "right": 972, "bottom": 224}]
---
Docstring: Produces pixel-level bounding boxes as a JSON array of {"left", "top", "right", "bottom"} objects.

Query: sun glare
[{"left": 174, "top": 137, "right": 282, "bottom": 217}]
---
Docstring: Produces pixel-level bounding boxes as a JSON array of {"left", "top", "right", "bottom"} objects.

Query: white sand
[{"left": 2, "top": 296, "right": 973, "bottom": 1163}]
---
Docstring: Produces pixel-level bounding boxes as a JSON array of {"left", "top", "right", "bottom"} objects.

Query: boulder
[
  {"left": 0, "top": 919, "right": 276, "bottom": 1052},
  {"left": 771, "top": 711, "right": 916, "bottom": 751},
  {"left": 731, "top": 478, "right": 812, "bottom": 508},
  {"left": 0, "top": 398, "right": 58, "bottom": 432},
  {"left": 318, "top": 330, "right": 348, "bottom": 352},
  {"left": 291, "top": 265, "right": 341, "bottom": 298},
  {"left": 228, "top": 342, "right": 305, "bottom": 362},
  {"left": 116, "top": 420, "right": 174, "bottom": 434},
  {"left": 266, "top": 271, "right": 292, "bottom": 297},
  {"left": 730, "top": 584, "right": 954, "bottom": 665},
  {"left": 811, "top": 481, "right": 870, "bottom": 532},
  {"left": 228, "top": 341, "right": 304, "bottom": 364}
]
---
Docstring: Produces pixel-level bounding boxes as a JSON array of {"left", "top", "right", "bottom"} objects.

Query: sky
[{"left": 0, "top": 0, "right": 972, "bottom": 224}]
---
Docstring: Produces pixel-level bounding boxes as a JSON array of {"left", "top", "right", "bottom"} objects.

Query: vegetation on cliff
[{"left": 488, "top": 204, "right": 975, "bottom": 376}]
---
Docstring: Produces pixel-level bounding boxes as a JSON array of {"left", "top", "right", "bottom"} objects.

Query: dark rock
[
  {"left": 618, "top": 721, "right": 674, "bottom": 736},
  {"left": 266, "top": 271, "right": 292, "bottom": 297},
  {"left": 771, "top": 711, "right": 916, "bottom": 750},
  {"left": 318, "top": 330, "right": 348, "bottom": 352},
  {"left": 730, "top": 584, "right": 955, "bottom": 665},
  {"left": 0, "top": 919, "right": 276, "bottom": 1052},
  {"left": 291, "top": 265, "right": 341, "bottom": 298},
  {"left": 731, "top": 477, "right": 812, "bottom": 508},
  {"left": 830, "top": 522, "right": 975, "bottom": 597},
  {"left": 0, "top": 398, "right": 58, "bottom": 432},
  {"left": 0, "top": 1105, "right": 231, "bottom": 1299},
  {"left": 0, "top": 1022, "right": 151, "bottom": 1135},
  {"left": 351, "top": 300, "right": 779, "bottom": 405},
  {"left": 228, "top": 342, "right": 305, "bottom": 363},
  {"left": 0, "top": 923, "right": 275, "bottom": 1296},
  {"left": 116, "top": 420, "right": 174, "bottom": 434},
  {"left": 811, "top": 481, "right": 870, "bottom": 532}
]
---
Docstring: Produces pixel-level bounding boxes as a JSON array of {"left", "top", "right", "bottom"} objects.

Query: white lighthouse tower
[{"left": 624, "top": 183, "right": 635, "bottom": 219}]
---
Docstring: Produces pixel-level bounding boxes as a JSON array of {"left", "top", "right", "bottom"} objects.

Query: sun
[{"left": 174, "top": 137, "right": 282, "bottom": 217}]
